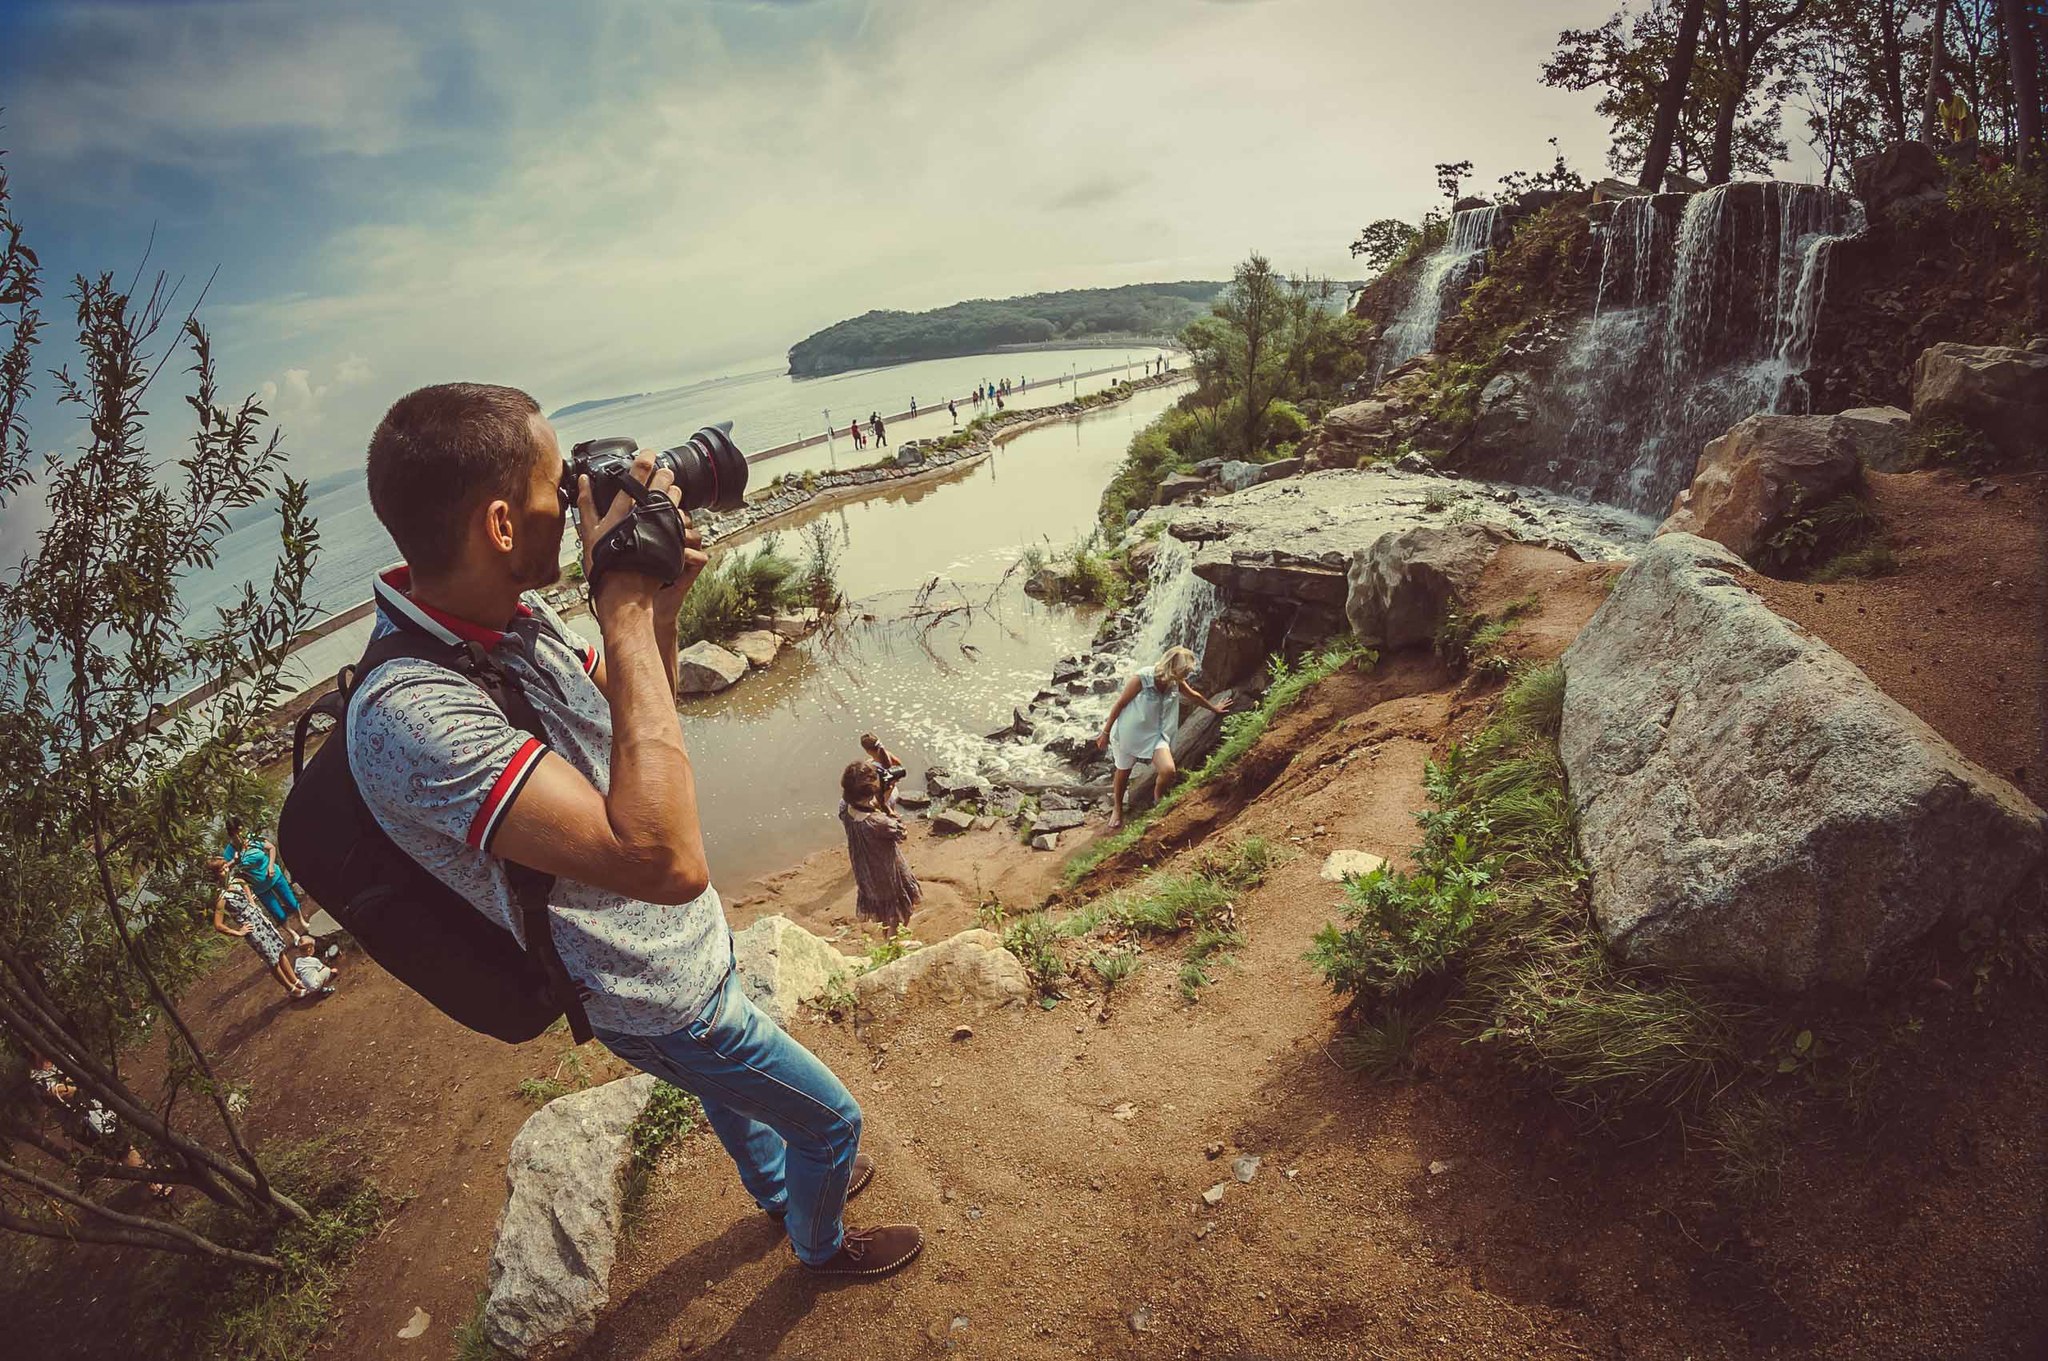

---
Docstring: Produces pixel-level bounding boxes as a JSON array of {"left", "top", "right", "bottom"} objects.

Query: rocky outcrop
[
  {"left": 1344, "top": 522, "right": 1507, "bottom": 650},
  {"left": 1851, "top": 140, "right": 1946, "bottom": 220},
  {"left": 484, "top": 1075, "right": 658, "bottom": 1357},
  {"left": 1911, "top": 342, "right": 2048, "bottom": 464},
  {"left": 1200, "top": 605, "right": 1274, "bottom": 690},
  {"left": 1657, "top": 414, "right": 1863, "bottom": 560},
  {"left": 732, "top": 915, "right": 856, "bottom": 1025},
  {"left": 1300, "top": 398, "right": 1402, "bottom": 469},
  {"left": 675, "top": 641, "right": 748, "bottom": 694},
  {"left": 855, "top": 929, "right": 1032, "bottom": 1018},
  {"left": 1560, "top": 534, "right": 2046, "bottom": 991}
]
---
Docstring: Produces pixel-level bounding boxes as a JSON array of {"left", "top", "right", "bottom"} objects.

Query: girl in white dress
[{"left": 1094, "top": 646, "right": 1232, "bottom": 830}]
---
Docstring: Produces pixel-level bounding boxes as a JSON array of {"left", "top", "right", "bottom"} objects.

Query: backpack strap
[{"left": 352, "top": 627, "right": 595, "bottom": 1045}]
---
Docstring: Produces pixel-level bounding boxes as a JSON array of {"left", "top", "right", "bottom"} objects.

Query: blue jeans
[
  {"left": 597, "top": 969, "right": 862, "bottom": 1266},
  {"left": 254, "top": 877, "right": 300, "bottom": 923}
]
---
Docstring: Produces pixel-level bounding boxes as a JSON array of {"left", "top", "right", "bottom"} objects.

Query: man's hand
[{"left": 573, "top": 449, "right": 708, "bottom": 607}]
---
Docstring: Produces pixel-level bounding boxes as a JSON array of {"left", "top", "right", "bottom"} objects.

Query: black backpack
[{"left": 278, "top": 627, "right": 593, "bottom": 1044}]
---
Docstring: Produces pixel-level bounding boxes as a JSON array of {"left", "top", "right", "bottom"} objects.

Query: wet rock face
[
  {"left": 1343, "top": 522, "right": 1506, "bottom": 651},
  {"left": 1200, "top": 605, "right": 1274, "bottom": 690},
  {"left": 1657, "top": 414, "right": 1864, "bottom": 561},
  {"left": 484, "top": 1075, "right": 657, "bottom": 1357},
  {"left": 1560, "top": 534, "right": 2046, "bottom": 991},
  {"left": 1911, "top": 342, "right": 2048, "bottom": 465}
]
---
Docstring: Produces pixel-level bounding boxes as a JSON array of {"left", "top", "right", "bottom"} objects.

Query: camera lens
[{"left": 662, "top": 422, "right": 748, "bottom": 513}]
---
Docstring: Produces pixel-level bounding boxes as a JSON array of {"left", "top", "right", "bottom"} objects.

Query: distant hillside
[{"left": 786, "top": 282, "right": 1227, "bottom": 377}]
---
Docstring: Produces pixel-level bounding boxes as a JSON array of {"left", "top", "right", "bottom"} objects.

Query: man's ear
[{"left": 483, "top": 497, "right": 517, "bottom": 554}]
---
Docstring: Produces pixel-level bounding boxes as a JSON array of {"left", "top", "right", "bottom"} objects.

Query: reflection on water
[{"left": 568, "top": 382, "right": 1187, "bottom": 888}]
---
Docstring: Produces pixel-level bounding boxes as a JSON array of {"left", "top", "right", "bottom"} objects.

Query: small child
[{"left": 292, "top": 937, "right": 337, "bottom": 998}]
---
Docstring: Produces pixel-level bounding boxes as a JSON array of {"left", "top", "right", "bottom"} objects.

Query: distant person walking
[
  {"left": 870, "top": 412, "right": 887, "bottom": 447},
  {"left": 909, "top": 397, "right": 917, "bottom": 416},
  {"left": 947, "top": 398, "right": 958, "bottom": 425},
  {"left": 839, "top": 762, "right": 921, "bottom": 932},
  {"left": 1095, "top": 646, "right": 1232, "bottom": 832},
  {"left": 850, "top": 420, "right": 864, "bottom": 451}
]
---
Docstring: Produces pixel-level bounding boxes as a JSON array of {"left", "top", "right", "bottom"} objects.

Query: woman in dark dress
[{"left": 838, "top": 762, "right": 920, "bottom": 932}]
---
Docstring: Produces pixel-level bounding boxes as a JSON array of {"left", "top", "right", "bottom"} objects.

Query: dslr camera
[
  {"left": 562, "top": 422, "right": 750, "bottom": 515},
  {"left": 877, "top": 763, "right": 908, "bottom": 788}
]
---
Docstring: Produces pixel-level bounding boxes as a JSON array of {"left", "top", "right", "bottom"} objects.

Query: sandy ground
[{"left": 7, "top": 469, "right": 2045, "bottom": 1360}]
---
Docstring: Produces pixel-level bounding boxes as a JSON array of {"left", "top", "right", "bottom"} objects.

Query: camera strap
[{"left": 585, "top": 476, "right": 689, "bottom": 597}]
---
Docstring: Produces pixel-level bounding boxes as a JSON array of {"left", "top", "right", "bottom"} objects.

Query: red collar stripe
[{"left": 375, "top": 564, "right": 534, "bottom": 649}]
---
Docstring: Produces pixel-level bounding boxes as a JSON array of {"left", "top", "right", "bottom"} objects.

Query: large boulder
[
  {"left": 1910, "top": 342, "right": 2048, "bottom": 465},
  {"left": 1658, "top": 414, "right": 1864, "bottom": 560},
  {"left": 732, "top": 915, "right": 857, "bottom": 1025},
  {"left": 1344, "top": 522, "right": 1506, "bottom": 650},
  {"left": 1835, "top": 406, "right": 1913, "bottom": 472},
  {"left": 1156, "top": 473, "right": 1209, "bottom": 505},
  {"left": 726, "top": 629, "right": 783, "bottom": 668},
  {"left": 1302, "top": 398, "right": 1402, "bottom": 469},
  {"left": 1851, "top": 141, "right": 1945, "bottom": 220},
  {"left": 484, "top": 1075, "right": 658, "bottom": 1357},
  {"left": 1560, "top": 534, "right": 2045, "bottom": 991},
  {"left": 1471, "top": 368, "right": 1550, "bottom": 464},
  {"left": 854, "top": 929, "right": 1032, "bottom": 1018},
  {"left": 675, "top": 641, "right": 747, "bottom": 695}
]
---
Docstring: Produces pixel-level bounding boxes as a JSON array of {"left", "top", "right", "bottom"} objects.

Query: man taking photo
[{"left": 349, "top": 383, "right": 920, "bottom": 1278}]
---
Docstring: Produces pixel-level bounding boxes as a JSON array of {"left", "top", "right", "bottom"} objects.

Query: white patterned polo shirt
[{"left": 347, "top": 566, "right": 731, "bottom": 1037}]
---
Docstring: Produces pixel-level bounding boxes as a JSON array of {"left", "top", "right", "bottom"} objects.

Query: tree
[
  {"left": 0, "top": 152, "right": 321, "bottom": 1268},
  {"left": 1997, "top": 0, "right": 2042, "bottom": 169},
  {"left": 1922, "top": 0, "right": 1951, "bottom": 139},
  {"left": 1435, "top": 160, "right": 1475, "bottom": 210},
  {"left": 1210, "top": 255, "right": 1290, "bottom": 460},
  {"left": 1350, "top": 218, "right": 1421, "bottom": 274},
  {"left": 1544, "top": 6, "right": 1785, "bottom": 180},
  {"left": 1642, "top": 0, "right": 1707, "bottom": 188},
  {"left": 1699, "top": 0, "right": 1814, "bottom": 184}
]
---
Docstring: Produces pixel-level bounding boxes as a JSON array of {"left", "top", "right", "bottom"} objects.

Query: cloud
[
  {"left": 10, "top": 0, "right": 1625, "bottom": 478},
  {"left": 7, "top": 5, "right": 430, "bottom": 171}
]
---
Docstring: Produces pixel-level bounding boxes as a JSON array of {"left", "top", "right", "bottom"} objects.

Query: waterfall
[
  {"left": 1545, "top": 181, "right": 1862, "bottom": 514},
  {"left": 1126, "top": 533, "right": 1220, "bottom": 663},
  {"left": 1375, "top": 205, "right": 1504, "bottom": 381}
]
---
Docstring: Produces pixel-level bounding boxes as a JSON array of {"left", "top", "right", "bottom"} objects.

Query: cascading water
[
  {"left": 1374, "top": 205, "right": 1504, "bottom": 381},
  {"left": 1546, "top": 181, "right": 1863, "bottom": 513},
  {"left": 1124, "top": 533, "right": 1220, "bottom": 663}
]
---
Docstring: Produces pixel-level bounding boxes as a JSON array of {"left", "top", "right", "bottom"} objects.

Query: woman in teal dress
[{"left": 222, "top": 817, "right": 306, "bottom": 936}]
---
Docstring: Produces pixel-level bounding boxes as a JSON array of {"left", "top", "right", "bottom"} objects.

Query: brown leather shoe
[
  {"left": 769, "top": 1153, "right": 873, "bottom": 1220},
  {"left": 803, "top": 1223, "right": 923, "bottom": 1277}
]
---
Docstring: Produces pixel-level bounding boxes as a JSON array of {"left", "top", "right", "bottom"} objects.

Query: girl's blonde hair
[{"left": 1154, "top": 646, "right": 1197, "bottom": 686}]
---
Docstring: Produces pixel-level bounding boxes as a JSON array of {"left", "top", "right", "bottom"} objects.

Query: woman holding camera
[{"left": 839, "top": 762, "right": 921, "bottom": 932}]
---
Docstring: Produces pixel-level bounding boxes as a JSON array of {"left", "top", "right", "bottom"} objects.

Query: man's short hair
[{"left": 366, "top": 383, "right": 544, "bottom": 575}]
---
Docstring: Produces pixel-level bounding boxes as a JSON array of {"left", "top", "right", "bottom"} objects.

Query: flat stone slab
[
  {"left": 726, "top": 629, "right": 783, "bottom": 668},
  {"left": 1031, "top": 808, "right": 1089, "bottom": 835},
  {"left": 676, "top": 641, "right": 747, "bottom": 694},
  {"left": 1319, "top": 850, "right": 1388, "bottom": 882}
]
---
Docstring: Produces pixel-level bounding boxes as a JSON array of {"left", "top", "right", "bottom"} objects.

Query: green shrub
[
  {"left": 674, "top": 535, "right": 807, "bottom": 645},
  {"left": 1001, "top": 912, "right": 1067, "bottom": 996},
  {"left": 1755, "top": 492, "right": 1884, "bottom": 577},
  {"left": 1810, "top": 542, "right": 1900, "bottom": 582}
]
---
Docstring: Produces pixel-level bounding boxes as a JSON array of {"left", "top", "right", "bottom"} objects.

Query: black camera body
[
  {"left": 564, "top": 422, "right": 749, "bottom": 515},
  {"left": 878, "top": 764, "right": 908, "bottom": 787}
]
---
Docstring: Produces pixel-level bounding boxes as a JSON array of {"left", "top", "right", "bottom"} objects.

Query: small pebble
[
  {"left": 1201, "top": 1183, "right": 1226, "bottom": 1207},
  {"left": 951, "top": 1024, "right": 974, "bottom": 1042},
  {"left": 1204, "top": 1142, "right": 1225, "bottom": 1160},
  {"left": 1233, "top": 1154, "right": 1262, "bottom": 1184},
  {"left": 1129, "top": 1307, "right": 1152, "bottom": 1333},
  {"left": 1428, "top": 1158, "right": 1458, "bottom": 1176},
  {"left": 1194, "top": 1221, "right": 1216, "bottom": 1240}
]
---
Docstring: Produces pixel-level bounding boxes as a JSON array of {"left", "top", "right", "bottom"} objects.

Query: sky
[{"left": 0, "top": 0, "right": 1633, "bottom": 498}]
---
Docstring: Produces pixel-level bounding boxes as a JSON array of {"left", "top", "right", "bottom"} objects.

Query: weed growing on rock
[
  {"left": 1435, "top": 595, "right": 1537, "bottom": 676},
  {"left": 623, "top": 1083, "right": 703, "bottom": 1224},
  {"left": 1309, "top": 664, "right": 1748, "bottom": 1126},
  {"left": 1001, "top": 913, "right": 1068, "bottom": 997}
]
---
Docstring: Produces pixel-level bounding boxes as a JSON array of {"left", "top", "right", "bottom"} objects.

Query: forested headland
[{"left": 785, "top": 282, "right": 1227, "bottom": 376}]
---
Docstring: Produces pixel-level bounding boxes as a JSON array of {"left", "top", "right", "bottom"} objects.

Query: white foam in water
[{"left": 1375, "top": 205, "right": 1504, "bottom": 381}]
